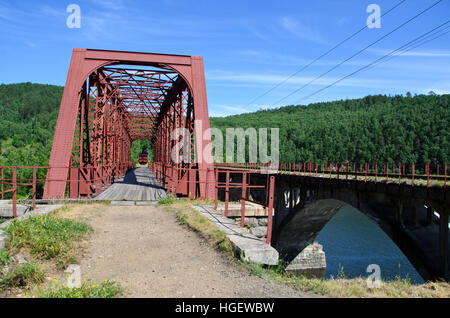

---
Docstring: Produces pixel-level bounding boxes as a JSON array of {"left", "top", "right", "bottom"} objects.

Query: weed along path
[{"left": 75, "top": 204, "right": 311, "bottom": 298}]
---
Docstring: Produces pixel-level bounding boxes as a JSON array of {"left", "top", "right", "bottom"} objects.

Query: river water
[{"left": 316, "top": 205, "right": 425, "bottom": 284}]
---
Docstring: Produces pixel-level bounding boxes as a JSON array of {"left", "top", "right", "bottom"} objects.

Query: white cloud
[
  {"left": 91, "top": 0, "right": 124, "bottom": 10},
  {"left": 279, "top": 17, "right": 327, "bottom": 45},
  {"left": 370, "top": 48, "right": 450, "bottom": 57},
  {"left": 206, "top": 69, "right": 448, "bottom": 92}
]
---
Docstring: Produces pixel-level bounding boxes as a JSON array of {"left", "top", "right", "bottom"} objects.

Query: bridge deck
[{"left": 94, "top": 167, "right": 167, "bottom": 201}]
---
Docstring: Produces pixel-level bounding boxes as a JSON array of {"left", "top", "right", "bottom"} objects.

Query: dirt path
[{"left": 75, "top": 204, "right": 314, "bottom": 298}]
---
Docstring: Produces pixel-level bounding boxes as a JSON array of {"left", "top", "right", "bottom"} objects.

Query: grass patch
[
  {"left": 0, "top": 263, "right": 44, "bottom": 289},
  {"left": 158, "top": 196, "right": 179, "bottom": 205},
  {"left": 5, "top": 213, "right": 92, "bottom": 268},
  {"left": 0, "top": 217, "right": 8, "bottom": 224},
  {"left": 36, "top": 280, "right": 123, "bottom": 298},
  {"left": 0, "top": 250, "right": 11, "bottom": 266},
  {"left": 241, "top": 261, "right": 450, "bottom": 298},
  {"left": 164, "top": 200, "right": 234, "bottom": 254}
]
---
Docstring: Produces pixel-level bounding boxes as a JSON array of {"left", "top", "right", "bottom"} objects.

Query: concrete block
[
  {"left": 235, "top": 217, "right": 258, "bottom": 227},
  {"left": 228, "top": 234, "right": 279, "bottom": 266},
  {"left": 216, "top": 203, "right": 270, "bottom": 218},
  {"left": 249, "top": 226, "right": 268, "bottom": 238},
  {"left": 193, "top": 205, "right": 279, "bottom": 265},
  {"left": 110, "top": 201, "right": 136, "bottom": 206},
  {"left": 285, "top": 242, "right": 326, "bottom": 278},
  {"left": 0, "top": 204, "right": 30, "bottom": 218},
  {"left": 135, "top": 201, "right": 158, "bottom": 206},
  {"left": 258, "top": 218, "right": 269, "bottom": 226}
]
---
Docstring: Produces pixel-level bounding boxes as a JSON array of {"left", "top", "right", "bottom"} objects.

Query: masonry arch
[{"left": 272, "top": 181, "right": 448, "bottom": 282}]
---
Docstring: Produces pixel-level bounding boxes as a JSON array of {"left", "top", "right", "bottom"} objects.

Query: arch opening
[
  {"left": 316, "top": 205, "right": 425, "bottom": 283},
  {"left": 273, "top": 195, "right": 445, "bottom": 282}
]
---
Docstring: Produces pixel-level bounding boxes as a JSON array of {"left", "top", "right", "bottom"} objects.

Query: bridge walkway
[{"left": 94, "top": 167, "right": 167, "bottom": 201}]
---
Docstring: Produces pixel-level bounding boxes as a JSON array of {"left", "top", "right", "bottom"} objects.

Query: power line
[
  {"left": 271, "top": 0, "right": 444, "bottom": 107},
  {"left": 294, "top": 20, "right": 450, "bottom": 104},
  {"left": 244, "top": 0, "right": 407, "bottom": 107},
  {"left": 363, "top": 24, "right": 450, "bottom": 73}
]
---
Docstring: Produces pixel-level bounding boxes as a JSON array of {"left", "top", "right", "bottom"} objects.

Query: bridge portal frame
[{"left": 43, "top": 48, "right": 215, "bottom": 199}]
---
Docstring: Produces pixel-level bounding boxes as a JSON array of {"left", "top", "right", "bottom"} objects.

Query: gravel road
[{"left": 76, "top": 204, "right": 316, "bottom": 298}]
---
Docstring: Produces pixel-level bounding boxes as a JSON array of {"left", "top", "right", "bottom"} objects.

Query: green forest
[
  {"left": 0, "top": 82, "right": 448, "bottom": 171},
  {"left": 210, "top": 93, "right": 449, "bottom": 168}
]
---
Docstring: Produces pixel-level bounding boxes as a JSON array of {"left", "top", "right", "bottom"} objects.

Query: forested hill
[
  {"left": 210, "top": 94, "right": 449, "bottom": 166},
  {"left": 0, "top": 83, "right": 448, "bottom": 168},
  {"left": 0, "top": 83, "right": 63, "bottom": 166}
]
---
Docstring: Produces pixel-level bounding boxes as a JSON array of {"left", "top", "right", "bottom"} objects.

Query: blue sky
[{"left": 0, "top": 0, "right": 449, "bottom": 117}]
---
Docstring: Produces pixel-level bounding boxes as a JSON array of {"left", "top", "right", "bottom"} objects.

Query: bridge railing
[
  {"left": 215, "top": 162, "right": 447, "bottom": 188},
  {"left": 0, "top": 163, "right": 135, "bottom": 218},
  {"left": 0, "top": 165, "right": 46, "bottom": 217},
  {"left": 149, "top": 162, "right": 276, "bottom": 244},
  {"left": 149, "top": 161, "right": 447, "bottom": 245}
]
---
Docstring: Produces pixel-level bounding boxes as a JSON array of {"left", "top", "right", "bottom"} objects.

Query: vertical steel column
[
  {"left": 214, "top": 169, "right": 219, "bottom": 210},
  {"left": 266, "top": 175, "right": 275, "bottom": 245},
  {"left": 240, "top": 172, "right": 247, "bottom": 227},
  {"left": 32, "top": 166, "right": 36, "bottom": 210},
  {"left": 225, "top": 171, "right": 230, "bottom": 217},
  {"left": 12, "top": 167, "right": 17, "bottom": 218}
]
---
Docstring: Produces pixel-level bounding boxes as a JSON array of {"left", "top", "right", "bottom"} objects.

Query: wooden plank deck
[{"left": 94, "top": 167, "right": 167, "bottom": 201}]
